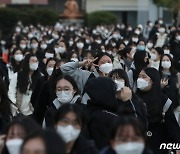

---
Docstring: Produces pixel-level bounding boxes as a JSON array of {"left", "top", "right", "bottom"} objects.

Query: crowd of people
[{"left": 0, "top": 18, "right": 179, "bottom": 154}]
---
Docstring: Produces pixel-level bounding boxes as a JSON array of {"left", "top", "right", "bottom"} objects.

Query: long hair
[
  {"left": 137, "top": 67, "right": 162, "bottom": 123},
  {"left": 10, "top": 48, "right": 23, "bottom": 73},
  {"left": 133, "top": 50, "right": 149, "bottom": 81},
  {"left": 17, "top": 54, "right": 41, "bottom": 94}
]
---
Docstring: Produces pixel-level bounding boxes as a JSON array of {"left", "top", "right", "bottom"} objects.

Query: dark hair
[
  {"left": 21, "top": 129, "right": 66, "bottom": 154},
  {"left": 45, "top": 57, "right": 57, "bottom": 67},
  {"left": 10, "top": 48, "right": 23, "bottom": 73},
  {"left": 6, "top": 115, "right": 40, "bottom": 135},
  {"left": 109, "top": 116, "right": 145, "bottom": 141},
  {"left": 159, "top": 54, "right": 177, "bottom": 77},
  {"left": 122, "top": 46, "right": 132, "bottom": 58},
  {"left": 17, "top": 54, "right": 41, "bottom": 94},
  {"left": 108, "top": 69, "right": 131, "bottom": 88},
  {"left": 54, "top": 75, "right": 80, "bottom": 95},
  {"left": 154, "top": 47, "right": 164, "bottom": 55},
  {"left": 54, "top": 104, "right": 85, "bottom": 128},
  {"left": 137, "top": 67, "right": 162, "bottom": 123},
  {"left": 94, "top": 52, "right": 113, "bottom": 65},
  {"left": 133, "top": 51, "right": 149, "bottom": 81},
  {"left": 0, "top": 77, "right": 11, "bottom": 131}
]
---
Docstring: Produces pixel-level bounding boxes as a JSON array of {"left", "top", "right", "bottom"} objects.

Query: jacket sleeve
[
  {"left": 60, "top": 61, "right": 92, "bottom": 93},
  {"left": 8, "top": 73, "right": 18, "bottom": 104}
]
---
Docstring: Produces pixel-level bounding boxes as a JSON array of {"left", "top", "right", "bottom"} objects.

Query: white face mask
[
  {"left": 6, "top": 139, "right": 23, "bottom": 154},
  {"left": 56, "top": 91, "right": 74, "bottom": 103},
  {"left": 159, "top": 28, "right": 165, "bottom": 33},
  {"left": 150, "top": 53, "right": 157, "bottom": 61},
  {"left": 95, "top": 40, "right": 102, "bottom": 44},
  {"left": 55, "top": 47, "right": 66, "bottom": 54},
  {"left": 137, "top": 78, "right": 149, "bottom": 90},
  {"left": 114, "top": 80, "right": 125, "bottom": 91},
  {"left": 57, "top": 125, "right": 80, "bottom": 143},
  {"left": 52, "top": 34, "right": 59, "bottom": 39},
  {"left": 40, "top": 44, "right": 47, "bottom": 50},
  {"left": 69, "top": 41, "right": 74, "bottom": 46},
  {"left": 132, "top": 38, "right": 138, "bottom": 43},
  {"left": 147, "top": 43, "right": 153, "bottom": 49},
  {"left": 176, "top": 36, "right": 180, "bottom": 41},
  {"left": 107, "top": 51, "right": 112, "bottom": 55},
  {"left": 124, "top": 41, "right": 129, "bottom": 45},
  {"left": 14, "top": 54, "right": 23, "bottom": 62},
  {"left": 114, "top": 142, "right": 145, "bottom": 154},
  {"left": 164, "top": 49, "right": 170, "bottom": 55},
  {"left": 45, "top": 53, "right": 54, "bottom": 59},
  {"left": 99, "top": 63, "right": 113, "bottom": 74},
  {"left": 77, "top": 42, "right": 84, "bottom": 49},
  {"left": 31, "top": 43, "right": 38, "bottom": 49},
  {"left": 161, "top": 61, "right": 171, "bottom": 69},
  {"left": 135, "top": 30, "right": 140, "bottom": 35},
  {"left": 71, "top": 58, "right": 79, "bottom": 62},
  {"left": 29, "top": 63, "right": 38, "bottom": 71},
  {"left": 20, "top": 44, "right": 26, "bottom": 50},
  {"left": 46, "top": 67, "right": 54, "bottom": 76}
]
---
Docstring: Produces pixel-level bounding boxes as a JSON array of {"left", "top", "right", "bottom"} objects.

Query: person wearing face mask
[
  {"left": 2, "top": 115, "right": 40, "bottom": 154},
  {"left": 8, "top": 54, "right": 41, "bottom": 116},
  {"left": 113, "top": 50, "right": 127, "bottom": 71},
  {"left": 109, "top": 69, "right": 147, "bottom": 130},
  {"left": 54, "top": 40, "right": 67, "bottom": 60},
  {"left": 121, "top": 47, "right": 135, "bottom": 71},
  {"left": 154, "top": 25, "right": 168, "bottom": 47},
  {"left": 33, "top": 60, "right": 66, "bottom": 125},
  {"left": 159, "top": 54, "right": 179, "bottom": 110},
  {"left": 44, "top": 75, "right": 81, "bottom": 128},
  {"left": 75, "top": 39, "right": 85, "bottom": 61},
  {"left": 137, "top": 41, "right": 146, "bottom": 51},
  {"left": 18, "top": 39, "right": 27, "bottom": 52},
  {"left": 84, "top": 77, "right": 119, "bottom": 150},
  {"left": 136, "top": 67, "right": 180, "bottom": 154},
  {"left": 54, "top": 104, "right": 99, "bottom": 154},
  {"left": 7, "top": 48, "right": 23, "bottom": 81},
  {"left": 100, "top": 117, "right": 153, "bottom": 154},
  {"left": 149, "top": 47, "right": 163, "bottom": 70},
  {"left": 60, "top": 52, "right": 113, "bottom": 95},
  {"left": 20, "top": 129, "right": 66, "bottom": 154},
  {"left": 31, "top": 58, "right": 56, "bottom": 108},
  {"left": 146, "top": 41, "right": 154, "bottom": 52},
  {"left": 127, "top": 50, "right": 150, "bottom": 92}
]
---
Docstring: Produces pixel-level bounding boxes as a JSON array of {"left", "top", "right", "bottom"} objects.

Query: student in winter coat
[
  {"left": 31, "top": 57, "right": 56, "bottom": 107},
  {"left": 159, "top": 54, "right": 179, "bottom": 109},
  {"left": 109, "top": 69, "right": 147, "bottom": 130},
  {"left": 44, "top": 75, "right": 81, "bottom": 128},
  {"left": 54, "top": 104, "right": 99, "bottom": 154},
  {"left": 100, "top": 116, "right": 153, "bottom": 154},
  {"left": 33, "top": 60, "right": 65, "bottom": 125},
  {"left": 136, "top": 67, "right": 180, "bottom": 154},
  {"left": 84, "top": 77, "right": 119, "bottom": 150},
  {"left": 8, "top": 54, "right": 41, "bottom": 116}
]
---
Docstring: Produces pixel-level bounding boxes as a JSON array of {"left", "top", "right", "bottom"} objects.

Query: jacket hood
[{"left": 84, "top": 77, "right": 118, "bottom": 111}]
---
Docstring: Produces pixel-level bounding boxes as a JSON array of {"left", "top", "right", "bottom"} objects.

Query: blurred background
[{"left": 0, "top": 0, "right": 179, "bottom": 37}]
